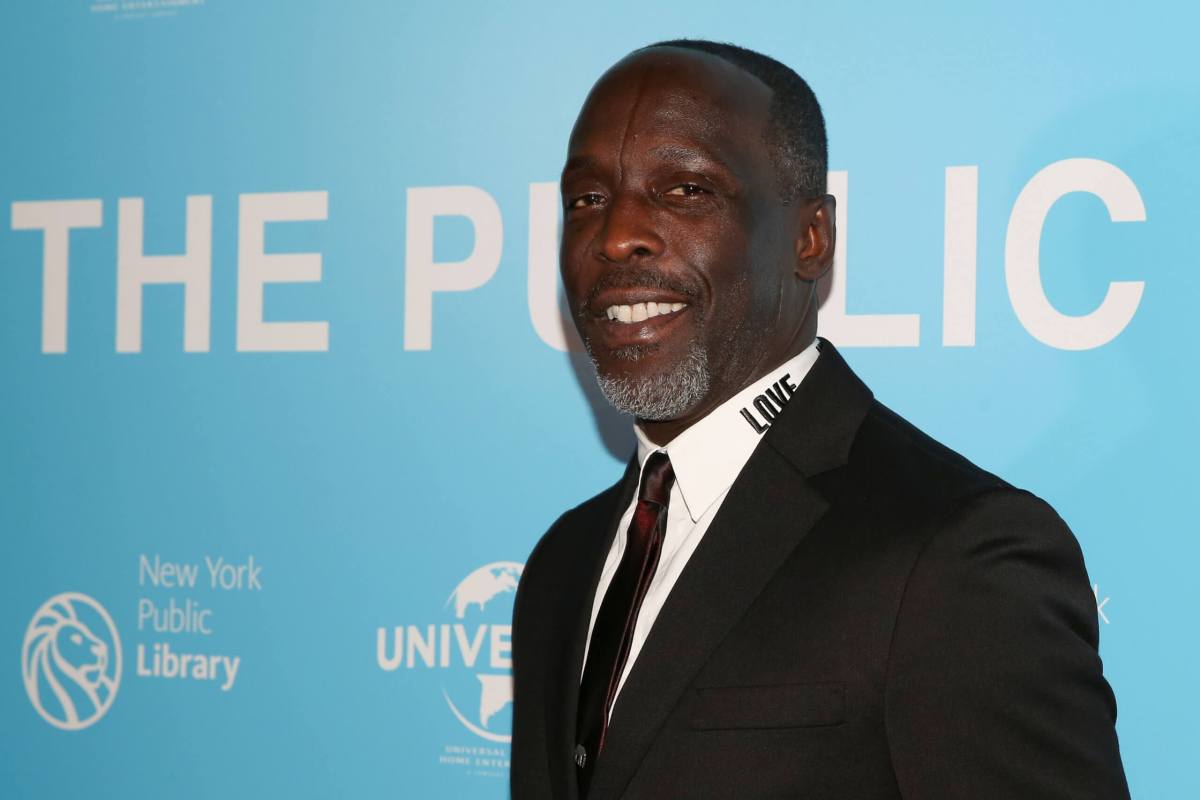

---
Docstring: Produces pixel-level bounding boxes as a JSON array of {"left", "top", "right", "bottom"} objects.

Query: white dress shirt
[{"left": 582, "top": 341, "right": 821, "bottom": 703}]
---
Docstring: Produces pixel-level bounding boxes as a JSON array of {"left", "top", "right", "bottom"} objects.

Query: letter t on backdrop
[{"left": 10, "top": 199, "right": 103, "bottom": 354}]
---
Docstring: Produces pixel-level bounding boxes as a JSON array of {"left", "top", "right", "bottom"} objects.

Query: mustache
[{"left": 583, "top": 268, "right": 701, "bottom": 309}]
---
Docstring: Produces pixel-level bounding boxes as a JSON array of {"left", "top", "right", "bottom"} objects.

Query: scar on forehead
[{"left": 613, "top": 65, "right": 653, "bottom": 182}]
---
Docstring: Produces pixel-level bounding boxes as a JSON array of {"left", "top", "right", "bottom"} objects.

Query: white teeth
[{"left": 603, "top": 302, "right": 689, "bottom": 323}]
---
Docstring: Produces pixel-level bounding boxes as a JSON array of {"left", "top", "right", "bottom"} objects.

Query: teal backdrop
[{"left": 1, "top": 1, "right": 1195, "bottom": 797}]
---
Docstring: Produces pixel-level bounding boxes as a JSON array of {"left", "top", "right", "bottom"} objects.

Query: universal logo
[
  {"left": 22, "top": 593, "right": 122, "bottom": 731},
  {"left": 89, "top": 0, "right": 207, "bottom": 22},
  {"left": 378, "top": 562, "right": 522, "bottom": 748}
]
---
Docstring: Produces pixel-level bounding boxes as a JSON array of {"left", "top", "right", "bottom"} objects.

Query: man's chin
[
  {"left": 587, "top": 339, "right": 661, "bottom": 366},
  {"left": 589, "top": 343, "right": 711, "bottom": 421}
]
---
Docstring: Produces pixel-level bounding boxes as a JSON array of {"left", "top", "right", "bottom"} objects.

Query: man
[{"left": 511, "top": 39, "right": 1129, "bottom": 800}]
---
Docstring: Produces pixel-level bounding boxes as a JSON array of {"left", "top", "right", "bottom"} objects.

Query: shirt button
[{"left": 574, "top": 744, "right": 587, "bottom": 768}]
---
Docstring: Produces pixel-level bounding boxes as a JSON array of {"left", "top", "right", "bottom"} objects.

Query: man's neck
[{"left": 638, "top": 338, "right": 818, "bottom": 447}]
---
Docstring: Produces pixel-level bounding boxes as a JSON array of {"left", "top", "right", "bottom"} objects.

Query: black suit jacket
[{"left": 511, "top": 341, "right": 1129, "bottom": 799}]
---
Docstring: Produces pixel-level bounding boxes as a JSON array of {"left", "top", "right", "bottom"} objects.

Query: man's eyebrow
[
  {"left": 561, "top": 146, "right": 735, "bottom": 180},
  {"left": 561, "top": 154, "right": 601, "bottom": 177},
  {"left": 648, "top": 144, "right": 731, "bottom": 171}
]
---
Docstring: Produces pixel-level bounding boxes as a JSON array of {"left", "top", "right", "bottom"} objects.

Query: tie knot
[{"left": 638, "top": 451, "right": 675, "bottom": 507}]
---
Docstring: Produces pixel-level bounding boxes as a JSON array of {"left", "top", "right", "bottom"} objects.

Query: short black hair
[{"left": 640, "top": 39, "right": 828, "bottom": 204}]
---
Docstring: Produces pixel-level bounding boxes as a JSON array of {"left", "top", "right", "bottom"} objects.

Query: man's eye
[
  {"left": 568, "top": 193, "right": 606, "bottom": 209},
  {"left": 664, "top": 183, "right": 708, "bottom": 197}
]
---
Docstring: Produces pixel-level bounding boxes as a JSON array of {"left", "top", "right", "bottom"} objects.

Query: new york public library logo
[
  {"left": 23, "top": 559, "right": 255, "bottom": 731},
  {"left": 22, "top": 592, "right": 122, "bottom": 731},
  {"left": 377, "top": 561, "right": 522, "bottom": 776}
]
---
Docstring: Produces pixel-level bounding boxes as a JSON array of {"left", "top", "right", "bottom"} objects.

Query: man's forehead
[{"left": 568, "top": 47, "right": 772, "bottom": 152}]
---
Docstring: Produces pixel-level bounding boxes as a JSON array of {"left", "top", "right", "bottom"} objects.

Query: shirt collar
[{"left": 634, "top": 340, "right": 821, "bottom": 523}]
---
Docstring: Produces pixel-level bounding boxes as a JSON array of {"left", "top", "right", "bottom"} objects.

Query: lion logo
[{"left": 22, "top": 592, "right": 122, "bottom": 730}]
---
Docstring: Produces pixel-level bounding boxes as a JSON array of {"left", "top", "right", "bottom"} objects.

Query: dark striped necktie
[{"left": 574, "top": 451, "right": 675, "bottom": 797}]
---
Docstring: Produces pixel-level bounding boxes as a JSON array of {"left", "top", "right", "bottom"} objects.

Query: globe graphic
[{"left": 442, "top": 562, "right": 523, "bottom": 742}]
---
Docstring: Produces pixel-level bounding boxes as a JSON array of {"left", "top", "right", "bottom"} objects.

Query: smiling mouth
[{"left": 604, "top": 301, "right": 689, "bottom": 323}]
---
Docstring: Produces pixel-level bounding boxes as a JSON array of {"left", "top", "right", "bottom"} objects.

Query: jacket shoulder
[
  {"left": 523, "top": 473, "right": 629, "bottom": 577},
  {"left": 516, "top": 468, "right": 633, "bottom": 626},
  {"left": 845, "top": 400, "right": 1011, "bottom": 515}
]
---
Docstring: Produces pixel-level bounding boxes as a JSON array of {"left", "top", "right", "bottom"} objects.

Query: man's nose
[{"left": 596, "top": 193, "right": 665, "bottom": 263}]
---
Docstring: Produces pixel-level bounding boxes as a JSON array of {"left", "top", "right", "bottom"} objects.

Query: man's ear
[{"left": 794, "top": 194, "right": 836, "bottom": 282}]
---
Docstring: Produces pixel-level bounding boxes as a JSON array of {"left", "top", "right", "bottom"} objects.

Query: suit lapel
[
  {"left": 585, "top": 446, "right": 828, "bottom": 799},
  {"left": 585, "top": 340, "right": 873, "bottom": 799},
  {"left": 543, "top": 459, "right": 640, "bottom": 800}
]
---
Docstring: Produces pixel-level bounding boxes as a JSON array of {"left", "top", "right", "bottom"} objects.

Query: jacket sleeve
[
  {"left": 884, "top": 489, "right": 1130, "bottom": 799},
  {"left": 511, "top": 511, "right": 566, "bottom": 800}
]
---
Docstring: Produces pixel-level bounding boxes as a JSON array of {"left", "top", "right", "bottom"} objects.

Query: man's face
[{"left": 560, "top": 48, "right": 813, "bottom": 427}]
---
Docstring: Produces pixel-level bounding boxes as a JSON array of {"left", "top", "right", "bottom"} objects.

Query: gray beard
[{"left": 589, "top": 342, "right": 711, "bottom": 422}]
